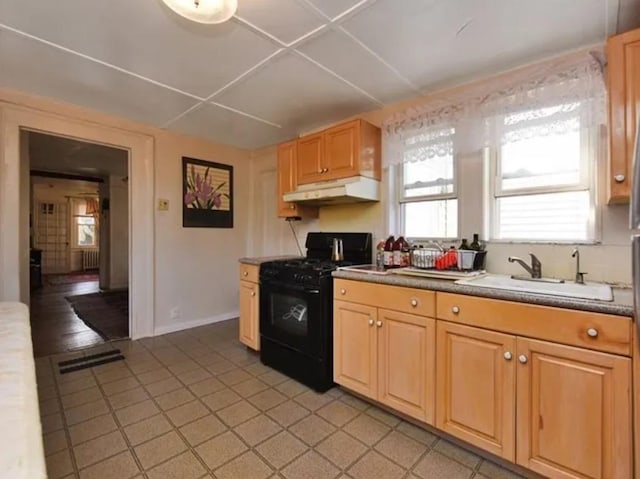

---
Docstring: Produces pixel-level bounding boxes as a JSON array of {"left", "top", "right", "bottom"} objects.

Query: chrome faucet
[
  {"left": 508, "top": 253, "right": 542, "bottom": 279},
  {"left": 571, "top": 248, "right": 587, "bottom": 284}
]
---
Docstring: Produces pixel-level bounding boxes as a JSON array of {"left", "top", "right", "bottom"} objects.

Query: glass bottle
[
  {"left": 470, "top": 233, "right": 482, "bottom": 251},
  {"left": 459, "top": 238, "right": 470, "bottom": 250}
]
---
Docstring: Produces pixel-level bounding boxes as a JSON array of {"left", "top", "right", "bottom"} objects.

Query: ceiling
[
  {"left": 1, "top": 0, "right": 639, "bottom": 150},
  {"left": 28, "top": 131, "right": 128, "bottom": 177}
]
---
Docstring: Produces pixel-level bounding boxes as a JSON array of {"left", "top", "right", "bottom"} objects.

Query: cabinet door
[
  {"left": 516, "top": 338, "right": 631, "bottom": 479},
  {"left": 296, "top": 134, "right": 324, "bottom": 184},
  {"left": 436, "top": 322, "right": 516, "bottom": 460},
  {"left": 333, "top": 300, "right": 377, "bottom": 399},
  {"left": 377, "top": 309, "right": 435, "bottom": 424},
  {"left": 607, "top": 28, "right": 640, "bottom": 203},
  {"left": 323, "top": 120, "right": 359, "bottom": 180},
  {"left": 239, "top": 280, "right": 259, "bottom": 351},
  {"left": 277, "top": 141, "right": 300, "bottom": 218}
]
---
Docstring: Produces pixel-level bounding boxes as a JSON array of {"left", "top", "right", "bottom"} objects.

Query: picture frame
[{"left": 182, "top": 157, "right": 233, "bottom": 228}]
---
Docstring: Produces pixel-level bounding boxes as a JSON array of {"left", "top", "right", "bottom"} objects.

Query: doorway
[{"left": 27, "top": 132, "right": 130, "bottom": 356}]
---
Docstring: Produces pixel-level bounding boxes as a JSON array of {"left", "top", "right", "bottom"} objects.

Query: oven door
[{"left": 259, "top": 279, "right": 327, "bottom": 357}]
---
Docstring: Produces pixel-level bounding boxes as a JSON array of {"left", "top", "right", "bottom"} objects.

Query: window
[
  {"left": 72, "top": 199, "right": 97, "bottom": 247},
  {"left": 399, "top": 127, "right": 458, "bottom": 239},
  {"left": 492, "top": 102, "right": 595, "bottom": 241}
]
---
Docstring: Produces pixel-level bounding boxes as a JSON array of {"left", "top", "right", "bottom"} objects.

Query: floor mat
[
  {"left": 65, "top": 290, "right": 129, "bottom": 340},
  {"left": 47, "top": 272, "right": 100, "bottom": 285}
]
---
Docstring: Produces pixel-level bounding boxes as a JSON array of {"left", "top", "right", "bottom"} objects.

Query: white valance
[{"left": 382, "top": 49, "right": 606, "bottom": 167}]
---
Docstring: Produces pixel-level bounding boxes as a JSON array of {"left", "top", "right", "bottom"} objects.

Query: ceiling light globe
[{"left": 161, "top": 0, "right": 238, "bottom": 24}]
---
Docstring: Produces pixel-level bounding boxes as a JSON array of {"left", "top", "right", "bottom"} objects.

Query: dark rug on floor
[
  {"left": 47, "top": 272, "right": 100, "bottom": 285},
  {"left": 65, "top": 290, "right": 129, "bottom": 340}
]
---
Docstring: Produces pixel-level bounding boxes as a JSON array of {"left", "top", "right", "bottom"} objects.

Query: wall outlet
[
  {"left": 158, "top": 199, "right": 169, "bottom": 211},
  {"left": 170, "top": 307, "right": 180, "bottom": 320}
]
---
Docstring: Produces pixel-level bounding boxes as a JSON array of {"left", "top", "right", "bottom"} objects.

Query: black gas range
[{"left": 259, "top": 232, "right": 372, "bottom": 392}]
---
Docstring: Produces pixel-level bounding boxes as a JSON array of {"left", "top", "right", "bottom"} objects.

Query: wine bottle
[
  {"left": 459, "top": 238, "right": 470, "bottom": 250},
  {"left": 470, "top": 233, "right": 482, "bottom": 251}
]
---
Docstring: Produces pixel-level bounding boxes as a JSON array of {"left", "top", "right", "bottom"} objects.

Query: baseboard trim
[{"left": 153, "top": 311, "right": 239, "bottom": 336}]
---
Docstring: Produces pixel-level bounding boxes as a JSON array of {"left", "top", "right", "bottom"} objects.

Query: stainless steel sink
[{"left": 455, "top": 274, "right": 613, "bottom": 301}]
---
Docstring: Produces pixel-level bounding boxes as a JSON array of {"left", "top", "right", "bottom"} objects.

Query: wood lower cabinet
[
  {"left": 333, "top": 300, "right": 378, "bottom": 398},
  {"left": 436, "top": 322, "right": 516, "bottom": 461},
  {"left": 238, "top": 264, "right": 260, "bottom": 351},
  {"left": 378, "top": 309, "right": 435, "bottom": 423},
  {"left": 334, "top": 292, "right": 435, "bottom": 423},
  {"left": 607, "top": 27, "right": 640, "bottom": 203},
  {"left": 516, "top": 338, "right": 632, "bottom": 479}
]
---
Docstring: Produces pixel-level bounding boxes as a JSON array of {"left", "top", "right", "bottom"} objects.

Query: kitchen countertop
[
  {"left": 239, "top": 255, "right": 301, "bottom": 266},
  {"left": 332, "top": 270, "right": 634, "bottom": 317}
]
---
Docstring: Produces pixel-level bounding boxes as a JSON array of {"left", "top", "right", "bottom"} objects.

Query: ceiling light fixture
[{"left": 161, "top": 0, "right": 238, "bottom": 24}]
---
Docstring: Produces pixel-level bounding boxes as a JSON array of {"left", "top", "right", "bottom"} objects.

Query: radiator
[{"left": 82, "top": 250, "right": 100, "bottom": 271}]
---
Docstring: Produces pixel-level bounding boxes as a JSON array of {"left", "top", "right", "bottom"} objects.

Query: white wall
[
  {"left": 248, "top": 146, "right": 319, "bottom": 258},
  {"left": 109, "top": 174, "right": 128, "bottom": 289}
]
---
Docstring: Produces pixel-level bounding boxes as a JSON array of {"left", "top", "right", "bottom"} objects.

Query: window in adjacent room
[
  {"left": 399, "top": 126, "right": 458, "bottom": 239},
  {"left": 72, "top": 198, "right": 98, "bottom": 247},
  {"left": 491, "top": 102, "right": 596, "bottom": 242}
]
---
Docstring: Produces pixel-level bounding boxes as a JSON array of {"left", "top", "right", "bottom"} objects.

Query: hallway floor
[
  {"left": 36, "top": 319, "right": 526, "bottom": 479},
  {"left": 31, "top": 279, "right": 105, "bottom": 357}
]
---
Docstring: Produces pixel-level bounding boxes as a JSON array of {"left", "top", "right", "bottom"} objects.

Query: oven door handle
[{"left": 261, "top": 280, "right": 321, "bottom": 294}]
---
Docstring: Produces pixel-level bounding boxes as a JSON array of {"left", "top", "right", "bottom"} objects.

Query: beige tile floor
[{"left": 35, "top": 319, "right": 527, "bottom": 479}]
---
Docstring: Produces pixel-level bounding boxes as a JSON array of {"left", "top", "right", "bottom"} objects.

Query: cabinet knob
[
  {"left": 250, "top": 291, "right": 256, "bottom": 297},
  {"left": 243, "top": 271, "right": 248, "bottom": 276},
  {"left": 614, "top": 174, "right": 625, "bottom": 183},
  {"left": 518, "top": 354, "right": 528, "bottom": 364},
  {"left": 290, "top": 205, "right": 296, "bottom": 209},
  {"left": 410, "top": 298, "right": 418, "bottom": 307},
  {"left": 504, "top": 351, "right": 513, "bottom": 360},
  {"left": 587, "top": 327, "right": 599, "bottom": 338},
  {"left": 340, "top": 288, "right": 346, "bottom": 295},
  {"left": 323, "top": 168, "right": 329, "bottom": 173},
  {"left": 376, "top": 320, "right": 383, "bottom": 328},
  {"left": 452, "top": 306, "right": 460, "bottom": 314},
  {"left": 368, "top": 318, "right": 374, "bottom": 326}
]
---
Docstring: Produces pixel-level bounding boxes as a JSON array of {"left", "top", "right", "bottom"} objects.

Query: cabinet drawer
[
  {"left": 335, "top": 279, "right": 435, "bottom": 317},
  {"left": 437, "top": 293, "right": 632, "bottom": 356},
  {"left": 239, "top": 263, "right": 259, "bottom": 283}
]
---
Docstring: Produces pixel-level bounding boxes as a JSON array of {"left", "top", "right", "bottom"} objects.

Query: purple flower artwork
[{"left": 182, "top": 157, "right": 233, "bottom": 228}]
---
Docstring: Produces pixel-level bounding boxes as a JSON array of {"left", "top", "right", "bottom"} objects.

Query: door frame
[{"left": 0, "top": 104, "right": 155, "bottom": 339}]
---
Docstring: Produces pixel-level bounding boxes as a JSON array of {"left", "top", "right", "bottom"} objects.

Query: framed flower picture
[{"left": 182, "top": 157, "right": 233, "bottom": 228}]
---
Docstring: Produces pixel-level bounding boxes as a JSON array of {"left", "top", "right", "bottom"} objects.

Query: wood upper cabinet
[
  {"left": 295, "top": 119, "right": 381, "bottom": 185},
  {"left": 516, "top": 338, "right": 632, "bottom": 479},
  {"left": 296, "top": 133, "right": 324, "bottom": 184},
  {"left": 607, "top": 28, "right": 640, "bottom": 203},
  {"left": 277, "top": 141, "right": 301, "bottom": 218},
  {"left": 239, "top": 263, "right": 259, "bottom": 351},
  {"left": 436, "top": 322, "right": 516, "bottom": 461},
  {"left": 333, "top": 300, "right": 378, "bottom": 399},
  {"left": 377, "top": 309, "right": 435, "bottom": 423}
]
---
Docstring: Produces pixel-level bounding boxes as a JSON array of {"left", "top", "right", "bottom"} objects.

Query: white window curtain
[{"left": 382, "top": 50, "right": 606, "bottom": 168}]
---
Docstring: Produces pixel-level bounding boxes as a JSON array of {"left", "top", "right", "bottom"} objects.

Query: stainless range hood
[{"left": 283, "top": 176, "right": 380, "bottom": 205}]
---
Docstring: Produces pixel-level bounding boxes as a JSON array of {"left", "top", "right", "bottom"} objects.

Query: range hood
[{"left": 283, "top": 176, "right": 380, "bottom": 205}]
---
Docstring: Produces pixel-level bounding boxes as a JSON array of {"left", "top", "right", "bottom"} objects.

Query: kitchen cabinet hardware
[
  {"left": 376, "top": 320, "right": 383, "bottom": 327},
  {"left": 614, "top": 174, "right": 626, "bottom": 183},
  {"left": 250, "top": 291, "right": 255, "bottom": 297},
  {"left": 452, "top": 306, "right": 460, "bottom": 314},
  {"left": 243, "top": 271, "right": 248, "bottom": 276},
  {"left": 368, "top": 318, "right": 374, "bottom": 326},
  {"left": 587, "top": 327, "right": 599, "bottom": 337},
  {"left": 340, "top": 288, "right": 346, "bottom": 295},
  {"left": 518, "top": 354, "right": 528, "bottom": 364},
  {"left": 410, "top": 298, "right": 418, "bottom": 307},
  {"left": 504, "top": 351, "right": 513, "bottom": 360}
]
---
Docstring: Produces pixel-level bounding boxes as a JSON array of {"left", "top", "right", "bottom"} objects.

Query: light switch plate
[{"left": 158, "top": 199, "right": 169, "bottom": 211}]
